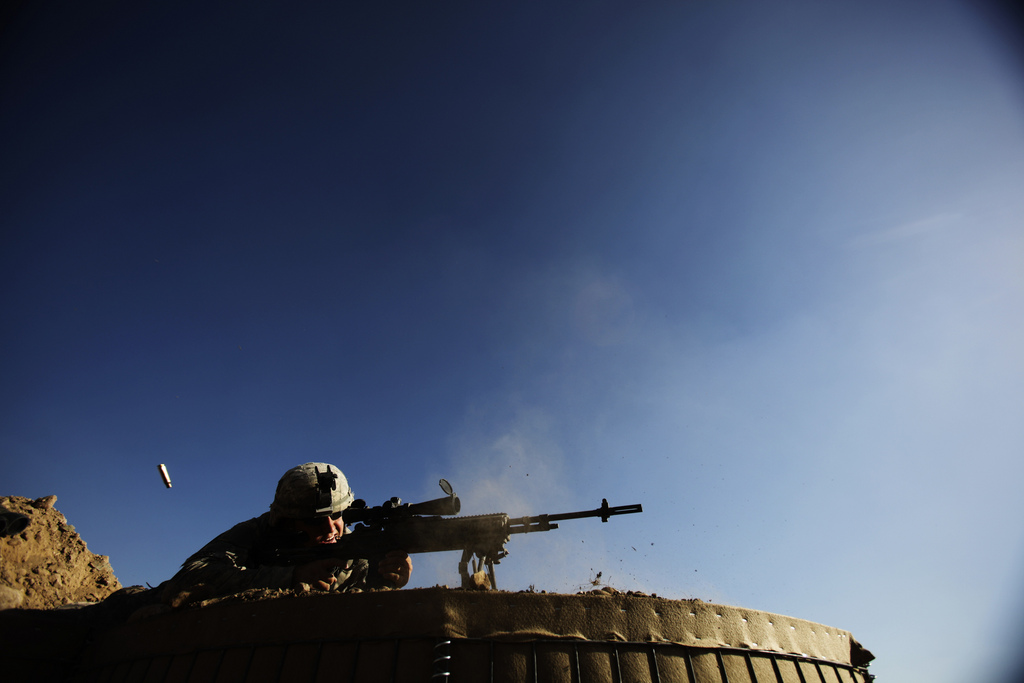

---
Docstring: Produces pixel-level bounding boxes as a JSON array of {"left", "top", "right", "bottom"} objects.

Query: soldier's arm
[{"left": 161, "top": 517, "right": 295, "bottom": 605}]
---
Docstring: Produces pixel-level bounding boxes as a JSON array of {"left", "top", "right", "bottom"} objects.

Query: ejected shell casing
[{"left": 158, "top": 463, "right": 172, "bottom": 488}]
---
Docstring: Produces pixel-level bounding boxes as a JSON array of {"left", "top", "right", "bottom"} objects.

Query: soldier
[{"left": 161, "top": 462, "right": 412, "bottom": 606}]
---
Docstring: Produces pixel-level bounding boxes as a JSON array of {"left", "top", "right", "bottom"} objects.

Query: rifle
[{"left": 266, "top": 479, "right": 643, "bottom": 589}]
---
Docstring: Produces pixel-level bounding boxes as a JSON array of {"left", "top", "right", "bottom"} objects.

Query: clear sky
[{"left": 3, "top": 2, "right": 1024, "bottom": 681}]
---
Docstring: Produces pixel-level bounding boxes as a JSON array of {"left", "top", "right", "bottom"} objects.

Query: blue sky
[{"left": 3, "top": 2, "right": 1024, "bottom": 681}]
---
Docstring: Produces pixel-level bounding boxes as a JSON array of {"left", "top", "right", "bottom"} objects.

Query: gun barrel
[
  {"left": 549, "top": 500, "right": 643, "bottom": 523},
  {"left": 509, "top": 500, "right": 643, "bottom": 534}
]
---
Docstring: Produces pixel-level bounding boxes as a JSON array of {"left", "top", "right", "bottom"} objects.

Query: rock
[
  {"left": 468, "top": 570, "right": 491, "bottom": 590},
  {"left": 0, "top": 585, "right": 24, "bottom": 610},
  {"left": 32, "top": 495, "right": 58, "bottom": 510},
  {"left": 0, "top": 495, "right": 122, "bottom": 609}
]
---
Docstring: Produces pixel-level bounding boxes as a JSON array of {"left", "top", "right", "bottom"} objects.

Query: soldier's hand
[
  {"left": 377, "top": 551, "right": 412, "bottom": 588},
  {"left": 293, "top": 558, "right": 341, "bottom": 590}
]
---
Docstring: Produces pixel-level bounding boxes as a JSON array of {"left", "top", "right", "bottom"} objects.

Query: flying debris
[{"left": 158, "top": 464, "right": 172, "bottom": 488}]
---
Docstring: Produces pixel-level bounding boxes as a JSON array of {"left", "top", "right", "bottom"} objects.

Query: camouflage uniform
[
  {"left": 161, "top": 463, "right": 385, "bottom": 606},
  {"left": 159, "top": 513, "right": 376, "bottom": 604}
]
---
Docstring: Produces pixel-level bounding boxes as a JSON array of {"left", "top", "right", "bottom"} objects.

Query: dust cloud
[{"left": 411, "top": 405, "right": 637, "bottom": 593}]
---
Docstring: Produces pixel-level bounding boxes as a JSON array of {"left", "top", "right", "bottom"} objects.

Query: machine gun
[{"left": 267, "top": 479, "right": 643, "bottom": 589}]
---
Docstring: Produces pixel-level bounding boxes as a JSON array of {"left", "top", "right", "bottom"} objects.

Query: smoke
[
  {"left": 408, "top": 264, "right": 655, "bottom": 592},
  {"left": 572, "top": 275, "right": 635, "bottom": 348},
  {"left": 410, "top": 401, "right": 641, "bottom": 593},
  {"left": 442, "top": 403, "right": 568, "bottom": 517}
]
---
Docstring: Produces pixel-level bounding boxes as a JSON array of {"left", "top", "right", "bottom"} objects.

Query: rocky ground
[{"left": 0, "top": 495, "right": 122, "bottom": 610}]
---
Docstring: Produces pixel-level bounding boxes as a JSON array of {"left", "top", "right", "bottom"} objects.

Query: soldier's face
[{"left": 293, "top": 513, "right": 347, "bottom": 546}]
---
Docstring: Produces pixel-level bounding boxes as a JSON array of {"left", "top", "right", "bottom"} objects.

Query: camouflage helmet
[{"left": 269, "top": 462, "right": 354, "bottom": 519}]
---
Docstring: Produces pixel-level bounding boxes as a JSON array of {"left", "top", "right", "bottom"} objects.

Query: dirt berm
[
  {"left": 0, "top": 495, "right": 125, "bottom": 681},
  {"left": 0, "top": 495, "right": 121, "bottom": 610}
]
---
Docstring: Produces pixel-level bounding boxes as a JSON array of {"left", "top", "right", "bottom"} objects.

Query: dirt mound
[{"left": 0, "top": 495, "right": 121, "bottom": 609}]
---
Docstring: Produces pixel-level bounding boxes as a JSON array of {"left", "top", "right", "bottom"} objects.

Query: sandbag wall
[{"left": 71, "top": 588, "right": 872, "bottom": 682}]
